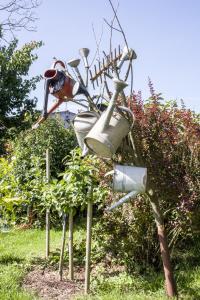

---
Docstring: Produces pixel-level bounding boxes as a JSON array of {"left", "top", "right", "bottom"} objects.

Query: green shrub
[
  {"left": 92, "top": 95, "right": 200, "bottom": 272},
  {"left": 0, "top": 118, "right": 76, "bottom": 226}
]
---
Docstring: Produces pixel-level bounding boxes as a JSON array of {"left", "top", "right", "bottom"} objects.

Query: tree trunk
[{"left": 148, "top": 192, "right": 177, "bottom": 297}]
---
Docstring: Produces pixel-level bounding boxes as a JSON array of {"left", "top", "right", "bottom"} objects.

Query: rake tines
[{"left": 89, "top": 46, "right": 122, "bottom": 87}]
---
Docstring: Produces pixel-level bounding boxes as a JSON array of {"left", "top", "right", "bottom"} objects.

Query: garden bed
[{"left": 23, "top": 266, "right": 84, "bottom": 300}]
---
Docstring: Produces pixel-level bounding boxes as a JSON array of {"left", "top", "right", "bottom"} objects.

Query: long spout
[
  {"left": 32, "top": 99, "right": 65, "bottom": 129},
  {"left": 106, "top": 190, "right": 139, "bottom": 210},
  {"left": 42, "top": 79, "right": 50, "bottom": 117},
  {"left": 100, "top": 78, "right": 128, "bottom": 132}
]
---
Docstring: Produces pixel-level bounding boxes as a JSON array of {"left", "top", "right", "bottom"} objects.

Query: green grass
[
  {"left": 0, "top": 229, "right": 62, "bottom": 260},
  {"left": 74, "top": 267, "right": 200, "bottom": 300},
  {"left": 0, "top": 229, "right": 63, "bottom": 300},
  {"left": 75, "top": 292, "right": 168, "bottom": 300},
  {"left": 0, "top": 264, "right": 38, "bottom": 300},
  {"left": 1, "top": 228, "right": 200, "bottom": 299}
]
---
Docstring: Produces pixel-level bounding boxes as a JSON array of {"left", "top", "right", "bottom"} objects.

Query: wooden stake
[
  {"left": 59, "top": 213, "right": 67, "bottom": 280},
  {"left": 45, "top": 149, "right": 50, "bottom": 258},
  {"left": 85, "top": 186, "right": 93, "bottom": 294},
  {"left": 45, "top": 209, "right": 50, "bottom": 258},
  {"left": 68, "top": 210, "right": 74, "bottom": 280}
]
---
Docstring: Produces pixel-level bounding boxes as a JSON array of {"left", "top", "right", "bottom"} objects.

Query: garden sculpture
[{"left": 32, "top": 45, "right": 146, "bottom": 208}]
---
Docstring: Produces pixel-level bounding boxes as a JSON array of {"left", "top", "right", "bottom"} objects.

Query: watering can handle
[{"left": 118, "top": 106, "right": 135, "bottom": 129}]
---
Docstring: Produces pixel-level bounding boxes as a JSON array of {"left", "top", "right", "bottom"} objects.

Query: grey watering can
[
  {"left": 72, "top": 111, "right": 100, "bottom": 156},
  {"left": 106, "top": 164, "right": 147, "bottom": 210},
  {"left": 84, "top": 78, "right": 133, "bottom": 158}
]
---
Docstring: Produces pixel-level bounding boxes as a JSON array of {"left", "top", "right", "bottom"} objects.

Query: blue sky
[{"left": 16, "top": 0, "right": 200, "bottom": 113}]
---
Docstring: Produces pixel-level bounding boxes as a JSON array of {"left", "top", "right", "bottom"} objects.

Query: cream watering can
[
  {"left": 84, "top": 78, "right": 134, "bottom": 158},
  {"left": 106, "top": 164, "right": 147, "bottom": 210},
  {"left": 72, "top": 111, "right": 100, "bottom": 157}
]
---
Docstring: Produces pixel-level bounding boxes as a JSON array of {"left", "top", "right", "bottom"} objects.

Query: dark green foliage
[
  {"left": 0, "top": 39, "right": 42, "bottom": 154},
  {"left": 93, "top": 196, "right": 159, "bottom": 273},
  {"left": 13, "top": 117, "right": 76, "bottom": 178}
]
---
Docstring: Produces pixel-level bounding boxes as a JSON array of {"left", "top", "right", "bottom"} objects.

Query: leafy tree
[
  {"left": 42, "top": 148, "right": 108, "bottom": 215},
  {"left": 0, "top": 39, "right": 42, "bottom": 154}
]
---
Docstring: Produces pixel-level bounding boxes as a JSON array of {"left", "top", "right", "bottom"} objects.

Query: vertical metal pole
[
  {"left": 68, "top": 210, "right": 74, "bottom": 280},
  {"left": 46, "top": 149, "right": 50, "bottom": 258},
  {"left": 85, "top": 185, "right": 93, "bottom": 294},
  {"left": 59, "top": 213, "right": 67, "bottom": 280}
]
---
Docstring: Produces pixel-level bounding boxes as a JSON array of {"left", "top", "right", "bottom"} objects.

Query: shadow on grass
[
  {"left": 0, "top": 254, "right": 25, "bottom": 265},
  {"left": 184, "top": 288, "right": 200, "bottom": 300}
]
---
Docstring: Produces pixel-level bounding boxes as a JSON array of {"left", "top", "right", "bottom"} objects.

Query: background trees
[
  {"left": 0, "top": 39, "right": 42, "bottom": 154},
  {"left": 0, "top": 0, "right": 41, "bottom": 155}
]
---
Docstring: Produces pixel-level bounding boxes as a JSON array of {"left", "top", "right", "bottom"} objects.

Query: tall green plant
[{"left": 42, "top": 149, "right": 108, "bottom": 215}]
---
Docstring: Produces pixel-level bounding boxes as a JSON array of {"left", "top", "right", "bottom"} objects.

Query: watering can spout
[
  {"left": 106, "top": 190, "right": 139, "bottom": 211},
  {"left": 101, "top": 78, "right": 128, "bottom": 131},
  {"left": 81, "top": 144, "right": 89, "bottom": 158}
]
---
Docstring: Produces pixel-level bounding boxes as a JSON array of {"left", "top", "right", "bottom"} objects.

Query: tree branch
[
  {"left": 0, "top": 0, "right": 41, "bottom": 39},
  {"left": 107, "top": 0, "right": 134, "bottom": 94}
]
